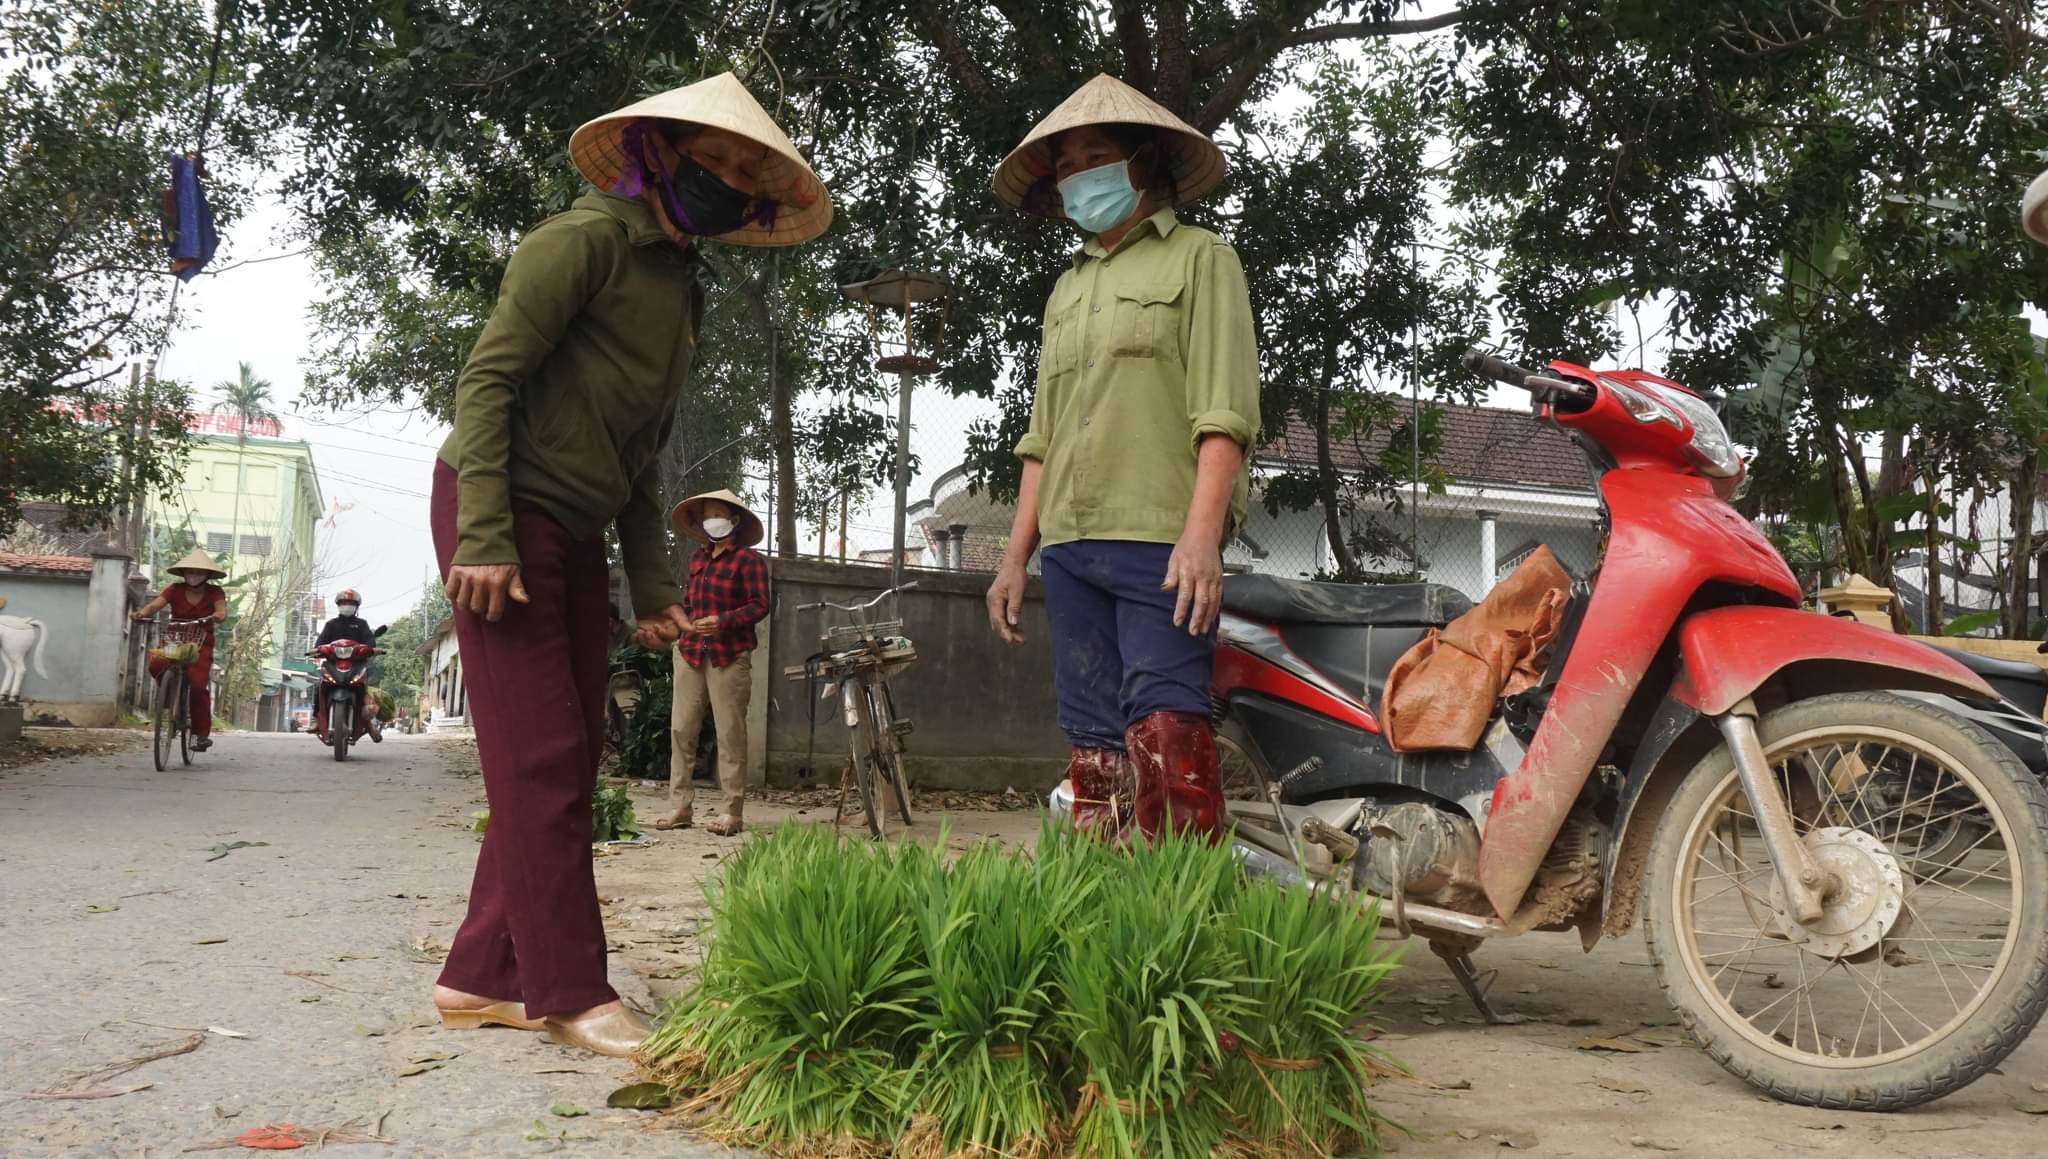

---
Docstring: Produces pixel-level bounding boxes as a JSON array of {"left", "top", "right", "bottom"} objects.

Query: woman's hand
[
  {"left": 446, "top": 563, "right": 529, "bottom": 622},
  {"left": 635, "top": 604, "right": 693, "bottom": 649},
  {"left": 986, "top": 562, "right": 1030, "bottom": 644},
  {"left": 1163, "top": 531, "right": 1224, "bottom": 636}
]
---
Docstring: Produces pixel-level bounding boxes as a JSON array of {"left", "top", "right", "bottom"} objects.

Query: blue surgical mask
[{"left": 1057, "top": 160, "right": 1141, "bottom": 234}]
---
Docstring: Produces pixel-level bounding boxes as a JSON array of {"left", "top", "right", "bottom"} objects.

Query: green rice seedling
[
  {"left": 639, "top": 824, "right": 940, "bottom": 1150},
  {"left": 1219, "top": 880, "right": 1403, "bottom": 1157},
  {"left": 903, "top": 827, "right": 1104, "bottom": 1158},
  {"left": 1056, "top": 830, "right": 1250, "bottom": 1159}
]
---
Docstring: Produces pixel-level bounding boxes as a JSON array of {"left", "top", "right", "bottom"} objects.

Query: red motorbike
[
  {"left": 310, "top": 627, "right": 385, "bottom": 762},
  {"left": 1201, "top": 348, "right": 2048, "bottom": 1109}
]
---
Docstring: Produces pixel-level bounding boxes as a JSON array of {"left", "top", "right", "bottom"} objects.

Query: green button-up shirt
[
  {"left": 437, "top": 193, "right": 702, "bottom": 615},
  {"left": 1014, "top": 208, "right": 1260, "bottom": 547}
]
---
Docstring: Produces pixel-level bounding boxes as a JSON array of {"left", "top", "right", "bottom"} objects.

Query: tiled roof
[
  {"left": 1263, "top": 402, "right": 1594, "bottom": 493},
  {"left": 0, "top": 552, "right": 94, "bottom": 574}
]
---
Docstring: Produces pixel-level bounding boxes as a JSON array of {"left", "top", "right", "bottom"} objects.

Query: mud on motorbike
[{"left": 1074, "top": 348, "right": 2048, "bottom": 1111}]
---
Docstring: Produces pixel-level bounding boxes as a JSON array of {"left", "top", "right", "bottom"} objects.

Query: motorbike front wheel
[
  {"left": 332, "top": 701, "right": 353, "bottom": 763},
  {"left": 1643, "top": 691, "right": 2048, "bottom": 1109}
]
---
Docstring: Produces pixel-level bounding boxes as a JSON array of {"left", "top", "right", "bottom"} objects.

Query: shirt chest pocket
[
  {"left": 1110, "top": 281, "right": 1184, "bottom": 363},
  {"left": 1043, "top": 299, "right": 1083, "bottom": 378}
]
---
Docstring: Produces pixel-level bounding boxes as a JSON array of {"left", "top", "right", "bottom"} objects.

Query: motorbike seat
[
  {"left": 1221, "top": 574, "right": 1472, "bottom": 627},
  {"left": 1939, "top": 648, "right": 2048, "bottom": 686}
]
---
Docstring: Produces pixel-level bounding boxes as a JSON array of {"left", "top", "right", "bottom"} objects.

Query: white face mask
[
  {"left": 701, "top": 517, "right": 735, "bottom": 540},
  {"left": 338, "top": 605, "right": 359, "bottom": 617}
]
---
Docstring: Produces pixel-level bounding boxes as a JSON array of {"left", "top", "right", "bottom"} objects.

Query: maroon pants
[{"left": 431, "top": 461, "right": 615, "bottom": 1018}]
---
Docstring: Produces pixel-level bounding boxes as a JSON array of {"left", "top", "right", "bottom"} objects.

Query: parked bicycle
[
  {"left": 785, "top": 582, "right": 919, "bottom": 838},
  {"left": 144, "top": 617, "right": 210, "bottom": 771}
]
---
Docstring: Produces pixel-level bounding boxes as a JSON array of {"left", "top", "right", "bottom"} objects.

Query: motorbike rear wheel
[{"left": 1643, "top": 691, "right": 2048, "bottom": 1109}]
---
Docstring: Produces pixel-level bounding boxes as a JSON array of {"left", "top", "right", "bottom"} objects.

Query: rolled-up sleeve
[
  {"left": 1180, "top": 241, "right": 1260, "bottom": 454},
  {"left": 447, "top": 218, "right": 619, "bottom": 568}
]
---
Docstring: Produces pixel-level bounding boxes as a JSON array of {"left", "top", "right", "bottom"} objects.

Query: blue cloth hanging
[{"left": 165, "top": 153, "right": 218, "bottom": 281}]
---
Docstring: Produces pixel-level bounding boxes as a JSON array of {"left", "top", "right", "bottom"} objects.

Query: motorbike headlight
[
  {"left": 1644, "top": 382, "right": 1743, "bottom": 479},
  {"left": 332, "top": 643, "right": 356, "bottom": 659},
  {"left": 1599, "top": 377, "right": 1683, "bottom": 430}
]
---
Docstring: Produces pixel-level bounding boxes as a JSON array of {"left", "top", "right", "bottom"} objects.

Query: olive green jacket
[
  {"left": 1014, "top": 208, "right": 1260, "bottom": 546},
  {"left": 438, "top": 193, "right": 701, "bottom": 615}
]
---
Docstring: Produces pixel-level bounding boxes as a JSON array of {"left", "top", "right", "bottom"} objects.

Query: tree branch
[
  {"left": 1194, "top": 2, "right": 1540, "bottom": 133},
  {"left": 1110, "top": 0, "right": 1155, "bottom": 94},
  {"left": 907, "top": 1, "right": 1000, "bottom": 106}
]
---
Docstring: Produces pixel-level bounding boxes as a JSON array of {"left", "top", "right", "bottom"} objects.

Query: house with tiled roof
[{"left": 906, "top": 402, "right": 1601, "bottom": 600}]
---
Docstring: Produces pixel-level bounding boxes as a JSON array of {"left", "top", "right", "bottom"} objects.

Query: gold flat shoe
[
  {"left": 437, "top": 1000, "right": 544, "bottom": 1031},
  {"left": 543, "top": 1007, "right": 652, "bottom": 1058}
]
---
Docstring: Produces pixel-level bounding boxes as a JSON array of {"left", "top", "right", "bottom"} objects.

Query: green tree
[
  {"left": 209, "top": 360, "right": 275, "bottom": 557},
  {"left": 0, "top": 0, "right": 257, "bottom": 530}
]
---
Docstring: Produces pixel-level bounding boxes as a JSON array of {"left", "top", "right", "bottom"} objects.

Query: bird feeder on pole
[{"left": 839, "top": 269, "right": 952, "bottom": 593}]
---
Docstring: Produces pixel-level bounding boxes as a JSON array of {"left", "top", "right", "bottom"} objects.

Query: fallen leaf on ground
[
  {"left": 1492, "top": 1131, "right": 1538, "bottom": 1149},
  {"left": 1597, "top": 1076, "right": 1650, "bottom": 1095},
  {"left": 2015, "top": 1098, "right": 2048, "bottom": 1115},
  {"left": 608, "top": 1082, "right": 673, "bottom": 1109},
  {"left": 2032, "top": 1079, "right": 2048, "bottom": 1094},
  {"left": 205, "top": 1027, "right": 248, "bottom": 1039},
  {"left": 1573, "top": 1036, "right": 1645, "bottom": 1053},
  {"left": 1455, "top": 1129, "right": 1481, "bottom": 1141},
  {"left": 1420, "top": 1015, "right": 1446, "bottom": 1027},
  {"left": 202, "top": 841, "right": 269, "bottom": 862},
  {"left": 534, "top": 1068, "right": 586, "bottom": 1075},
  {"left": 86, "top": 903, "right": 119, "bottom": 913},
  {"left": 193, "top": 937, "right": 228, "bottom": 945},
  {"left": 550, "top": 1102, "right": 588, "bottom": 1118},
  {"left": 398, "top": 1062, "right": 445, "bottom": 1078},
  {"left": 1630, "top": 1137, "right": 1682, "bottom": 1151},
  {"left": 1436, "top": 1077, "right": 1473, "bottom": 1091},
  {"left": 408, "top": 935, "right": 449, "bottom": 963},
  {"left": 408, "top": 1052, "right": 459, "bottom": 1065},
  {"left": 1516, "top": 984, "right": 1539, "bottom": 994},
  {"left": 1632, "top": 1027, "right": 1689, "bottom": 1046}
]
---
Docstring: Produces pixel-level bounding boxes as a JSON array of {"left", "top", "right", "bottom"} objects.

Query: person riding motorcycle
[{"left": 312, "top": 589, "right": 382, "bottom": 742}]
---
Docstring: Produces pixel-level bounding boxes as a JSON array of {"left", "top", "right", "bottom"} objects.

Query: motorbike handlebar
[{"left": 1462, "top": 346, "right": 1594, "bottom": 401}]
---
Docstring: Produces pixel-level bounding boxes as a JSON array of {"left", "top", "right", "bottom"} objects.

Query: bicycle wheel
[
  {"left": 152, "top": 670, "right": 175, "bottom": 772},
  {"left": 845, "top": 684, "right": 886, "bottom": 840},
  {"left": 177, "top": 679, "right": 191, "bottom": 766},
  {"left": 873, "top": 682, "right": 913, "bottom": 825}
]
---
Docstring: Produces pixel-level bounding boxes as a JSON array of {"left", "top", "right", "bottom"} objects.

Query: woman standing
[
  {"left": 430, "top": 73, "right": 829, "bottom": 1057},
  {"left": 985, "top": 75, "right": 1259, "bottom": 844},
  {"left": 130, "top": 548, "right": 230, "bottom": 751}
]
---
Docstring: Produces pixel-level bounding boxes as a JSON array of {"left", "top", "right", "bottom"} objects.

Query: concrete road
[
  {"left": 4, "top": 727, "right": 2046, "bottom": 1157},
  {"left": 0, "top": 729, "right": 731, "bottom": 1157}
]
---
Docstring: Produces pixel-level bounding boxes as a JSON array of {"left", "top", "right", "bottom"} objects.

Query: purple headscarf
[{"left": 610, "top": 119, "right": 779, "bottom": 234}]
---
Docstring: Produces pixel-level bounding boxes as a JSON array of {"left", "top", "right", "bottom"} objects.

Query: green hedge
[{"left": 638, "top": 823, "right": 1402, "bottom": 1158}]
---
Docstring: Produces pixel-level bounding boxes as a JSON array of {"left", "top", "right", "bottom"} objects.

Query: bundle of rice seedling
[
  {"left": 1219, "top": 881, "right": 1402, "bottom": 1158},
  {"left": 902, "top": 826, "right": 1102, "bottom": 1158},
  {"left": 643, "top": 823, "right": 940, "bottom": 1152},
  {"left": 1056, "top": 830, "right": 1249, "bottom": 1159}
]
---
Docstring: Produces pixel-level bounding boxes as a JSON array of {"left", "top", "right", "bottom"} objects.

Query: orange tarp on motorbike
[{"left": 1381, "top": 546, "right": 1571, "bottom": 752}]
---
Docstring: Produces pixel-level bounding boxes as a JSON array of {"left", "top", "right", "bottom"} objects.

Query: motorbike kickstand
[{"left": 1430, "top": 941, "right": 1504, "bottom": 1025}]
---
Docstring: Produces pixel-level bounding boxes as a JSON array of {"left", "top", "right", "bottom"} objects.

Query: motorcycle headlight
[
  {"left": 1643, "top": 382, "right": 1743, "bottom": 479},
  {"left": 332, "top": 644, "right": 356, "bottom": 659},
  {"left": 1600, "top": 377, "right": 1683, "bottom": 430}
]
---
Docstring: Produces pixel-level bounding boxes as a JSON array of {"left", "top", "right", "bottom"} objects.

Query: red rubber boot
[
  {"left": 1127, "top": 712, "right": 1225, "bottom": 843},
  {"left": 1066, "top": 747, "right": 1131, "bottom": 840}
]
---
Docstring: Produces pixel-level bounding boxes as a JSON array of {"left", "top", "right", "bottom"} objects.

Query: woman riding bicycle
[{"left": 131, "top": 548, "right": 229, "bottom": 751}]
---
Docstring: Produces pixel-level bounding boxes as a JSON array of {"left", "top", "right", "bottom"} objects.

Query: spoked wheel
[
  {"left": 845, "top": 688, "right": 887, "bottom": 840},
  {"left": 177, "top": 682, "right": 192, "bottom": 766},
  {"left": 1644, "top": 692, "right": 2048, "bottom": 1109},
  {"left": 151, "top": 670, "right": 178, "bottom": 772},
  {"left": 873, "top": 684, "right": 913, "bottom": 827}
]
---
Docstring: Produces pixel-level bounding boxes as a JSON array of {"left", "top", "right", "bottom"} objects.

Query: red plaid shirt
[{"left": 678, "top": 544, "right": 769, "bottom": 668}]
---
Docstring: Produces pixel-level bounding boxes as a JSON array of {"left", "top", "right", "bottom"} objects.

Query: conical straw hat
[
  {"left": 2025, "top": 168, "right": 2048, "bottom": 246},
  {"left": 570, "top": 72, "right": 832, "bottom": 247},
  {"left": 167, "top": 548, "right": 226, "bottom": 579},
  {"left": 669, "top": 489, "right": 765, "bottom": 548},
  {"left": 993, "top": 74, "right": 1226, "bottom": 217}
]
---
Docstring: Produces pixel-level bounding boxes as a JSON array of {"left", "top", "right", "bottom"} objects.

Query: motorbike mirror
[{"left": 373, "top": 625, "right": 388, "bottom": 637}]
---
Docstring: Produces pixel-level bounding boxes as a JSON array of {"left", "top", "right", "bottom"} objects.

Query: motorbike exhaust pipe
[{"left": 1226, "top": 833, "right": 1506, "bottom": 941}]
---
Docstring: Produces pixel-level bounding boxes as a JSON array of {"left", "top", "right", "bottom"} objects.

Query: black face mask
[{"left": 656, "top": 152, "right": 754, "bottom": 238}]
